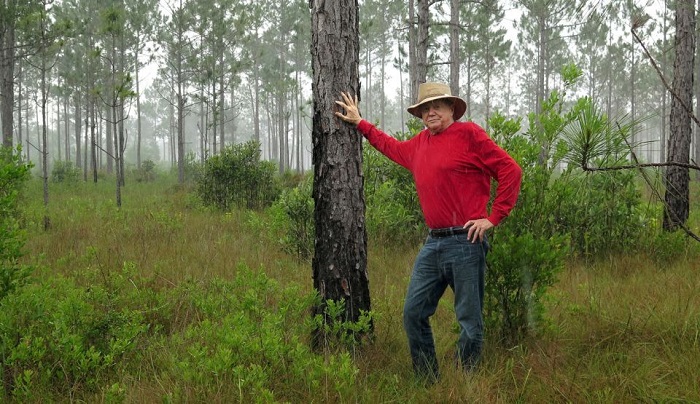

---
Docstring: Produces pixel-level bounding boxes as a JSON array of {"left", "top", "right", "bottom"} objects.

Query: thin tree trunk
[
  {"left": 219, "top": 63, "right": 225, "bottom": 151},
  {"left": 75, "top": 94, "right": 82, "bottom": 168},
  {"left": 177, "top": 22, "right": 185, "bottom": 183},
  {"left": 64, "top": 93, "right": 69, "bottom": 161},
  {"left": 415, "top": 0, "right": 429, "bottom": 92},
  {"left": 56, "top": 89, "right": 61, "bottom": 161},
  {"left": 408, "top": 0, "right": 417, "bottom": 101},
  {"left": 631, "top": 31, "right": 636, "bottom": 152},
  {"left": 449, "top": 0, "right": 460, "bottom": 97},
  {"left": 136, "top": 51, "right": 142, "bottom": 169},
  {"left": 17, "top": 58, "right": 23, "bottom": 151},
  {"left": 41, "top": 53, "right": 50, "bottom": 230},
  {"left": 90, "top": 95, "right": 97, "bottom": 183}
]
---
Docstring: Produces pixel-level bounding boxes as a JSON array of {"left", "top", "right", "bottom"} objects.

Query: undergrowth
[{"left": 9, "top": 171, "right": 700, "bottom": 402}]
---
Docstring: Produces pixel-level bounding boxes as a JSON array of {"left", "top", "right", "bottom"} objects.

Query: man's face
[{"left": 420, "top": 100, "right": 454, "bottom": 134}]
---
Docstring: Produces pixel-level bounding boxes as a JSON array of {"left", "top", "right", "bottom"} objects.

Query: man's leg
[
  {"left": 448, "top": 237, "right": 487, "bottom": 372},
  {"left": 403, "top": 238, "right": 446, "bottom": 381}
]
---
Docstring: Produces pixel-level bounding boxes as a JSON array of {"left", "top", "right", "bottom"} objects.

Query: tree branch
[
  {"left": 581, "top": 124, "right": 700, "bottom": 242},
  {"left": 582, "top": 160, "right": 700, "bottom": 172}
]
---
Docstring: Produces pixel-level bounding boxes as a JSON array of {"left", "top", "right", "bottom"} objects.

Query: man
[{"left": 335, "top": 82, "right": 522, "bottom": 381}]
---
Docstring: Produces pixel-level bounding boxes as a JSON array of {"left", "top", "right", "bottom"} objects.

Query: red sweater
[{"left": 357, "top": 120, "right": 522, "bottom": 229}]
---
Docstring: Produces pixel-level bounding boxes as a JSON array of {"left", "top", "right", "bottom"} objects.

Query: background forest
[
  {"left": 1, "top": 0, "right": 700, "bottom": 402},
  {"left": 0, "top": 0, "right": 696, "bottom": 174}
]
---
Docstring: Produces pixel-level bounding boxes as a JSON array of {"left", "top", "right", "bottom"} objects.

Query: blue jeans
[{"left": 403, "top": 233, "right": 488, "bottom": 380}]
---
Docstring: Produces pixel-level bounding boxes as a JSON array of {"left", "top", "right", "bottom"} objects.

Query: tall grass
[{"left": 15, "top": 175, "right": 700, "bottom": 403}]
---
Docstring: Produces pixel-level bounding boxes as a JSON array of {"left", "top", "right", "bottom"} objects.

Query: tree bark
[
  {"left": 695, "top": 0, "right": 700, "bottom": 176},
  {"left": 408, "top": 0, "right": 416, "bottom": 102},
  {"left": 310, "top": 0, "right": 371, "bottom": 348},
  {"left": 664, "top": 0, "right": 695, "bottom": 231},
  {"left": 1, "top": 0, "right": 16, "bottom": 148},
  {"left": 75, "top": 94, "right": 82, "bottom": 168},
  {"left": 449, "top": 0, "right": 460, "bottom": 97},
  {"left": 415, "top": 0, "right": 429, "bottom": 94}
]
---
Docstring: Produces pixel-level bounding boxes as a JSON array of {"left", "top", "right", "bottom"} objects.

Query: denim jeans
[{"left": 403, "top": 233, "right": 488, "bottom": 380}]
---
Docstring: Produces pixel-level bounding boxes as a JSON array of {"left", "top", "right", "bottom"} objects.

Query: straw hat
[{"left": 407, "top": 82, "right": 467, "bottom": 120}]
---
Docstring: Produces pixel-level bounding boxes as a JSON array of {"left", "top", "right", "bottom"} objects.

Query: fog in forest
[{"left": 1, "top": 0, "right": 690, "bottom": 175}]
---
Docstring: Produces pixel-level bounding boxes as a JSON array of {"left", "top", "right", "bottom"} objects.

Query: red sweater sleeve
[
  {"left": 357, "top": 120, "right": 415, "bottom": 170},
  {"left": 472, "top": 126, "right": 522, "bottom": 226}
]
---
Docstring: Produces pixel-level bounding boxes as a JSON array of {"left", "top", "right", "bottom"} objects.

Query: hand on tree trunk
[{"left": 334, "top": 92, "right": 362, "bottom": 126}]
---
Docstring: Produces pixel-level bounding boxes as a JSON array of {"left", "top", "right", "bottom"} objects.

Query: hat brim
[{"left": 407, "top": 95, "right": 467, "bottom": 121}]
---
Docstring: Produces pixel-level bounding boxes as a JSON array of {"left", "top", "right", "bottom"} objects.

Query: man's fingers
[
  {"left": 340, "top": 92, "right": 356, "bottom": 107},
  {"left": 467, "top": 226, "right": 479, "bottom": 243}
]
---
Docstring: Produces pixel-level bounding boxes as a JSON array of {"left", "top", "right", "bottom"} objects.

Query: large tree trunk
[
  {"left": 310, "top": 0, "right": 370, "bottom": 348},
  {"left": 695, "top": 0, "right": 700, "bottom": 176},
  {"left": 1, "top": 3, "right": 15, "bottom": 148},
  {"left": 664, "top": 0, "right": 696, "bottom": 231},
  {"left": 662, "top": 0, "right": 668, "bottom": 164}
]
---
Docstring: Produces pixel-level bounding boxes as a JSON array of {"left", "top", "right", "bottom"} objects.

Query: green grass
[{"left": 14, "top": 175, "right": 700, "bottom": 403}]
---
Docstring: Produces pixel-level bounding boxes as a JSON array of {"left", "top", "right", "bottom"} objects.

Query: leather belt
[{"left": 428, "top": 226, "right": 468, "bottom": 238}]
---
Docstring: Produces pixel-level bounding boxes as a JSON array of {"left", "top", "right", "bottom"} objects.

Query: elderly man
[{"left": 335, "top": 82, "right": 522, "bottom": 382}]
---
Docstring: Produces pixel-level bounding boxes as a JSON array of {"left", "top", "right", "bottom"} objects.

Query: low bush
[
  {"left": 197, "top": 141, "right": 280, "bottom": 211},
  {"left": 50, "top": 160, "right": 82, "bottom": 183},
  {"left": 269, "top": 174, "right": 314, "bottom": 260},
  {"left": 484, "top": 68, "right": 650, "bottom": 344},
  {"left": 0, "top": 269, "right": 148, "bottom": 399},
  {"left": 131, "top": 159, "right": 157, "bottom": 183},
  {"left": 147, "top": 264, "right": 360, "bottom": 402}
]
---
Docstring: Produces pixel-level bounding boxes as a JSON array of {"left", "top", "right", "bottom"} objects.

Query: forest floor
[{"left": 18, "top": 176, "right": 700, "bottom": 403}]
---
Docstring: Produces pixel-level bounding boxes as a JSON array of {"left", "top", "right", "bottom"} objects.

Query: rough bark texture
[
  {"left": 1, "top": 3, "right": 16, "bottom": 148},
  {"left": 664, "top": 0, "right": 695, "bottom": 230},
  {"left": 310, "top": 0, "right": 370, "bottom": 347},
  {"left": 449, "top": 0, "right": 460, "bottom": 97},
  {"left": 414, "top": 0, "right": 429, "bottom": 97}
]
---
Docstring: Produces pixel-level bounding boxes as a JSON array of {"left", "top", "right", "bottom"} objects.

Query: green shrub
[
  {"left": 645, "top": 229, "right": 699, "bottom": 265},
  {"left": 0, "top": 146, "right": 33, "bottom": 301},
  {"left": 548, "top": 167, "right": 648, "bottom": 256},
  {"left": 132, "top": 159, "right": 157, "bottom": 182},
  {"left": 0, "top": 273, "right": 148, "bottom": 399},
  {"left": 311, "top": 297, "right": 375, "bottom": 351},
  {"left": 182, "top": 151, "right": 204, "bottom": 184},
  {"left": 484, "top": 79, "right": 650, "bottom": 344},
  {"left": 486, "top": 108, "right": 569, "bottom": 345},
  {"left": 197, "top": 141, "right": 280, "bottom": 210},
  {"left": 269, "top": 174, "right": 315, "bottom": 260},
  {"left": 50, "top": 160, "right": 82, "bottom": 183},
  {"left": 160, "top": 265, "right": 359, "bottom": 402}
]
